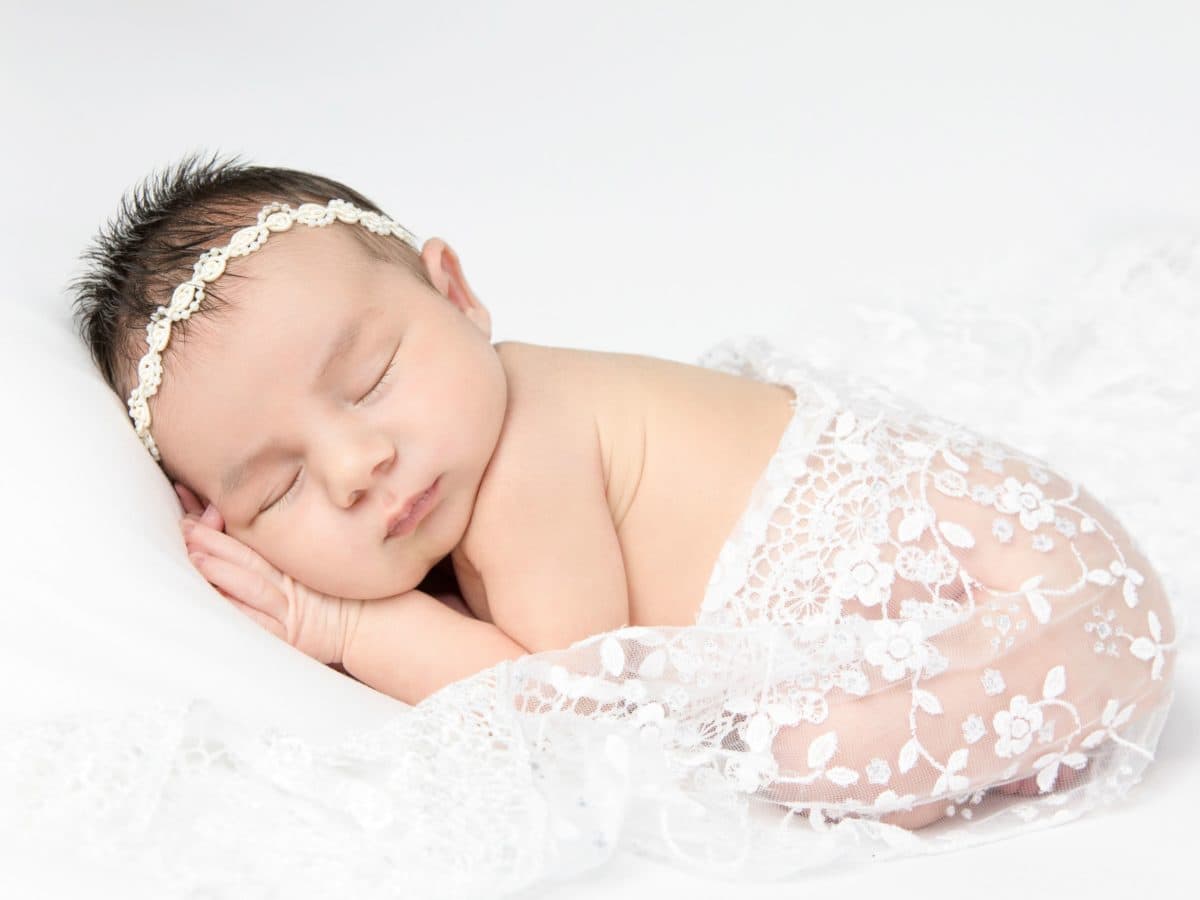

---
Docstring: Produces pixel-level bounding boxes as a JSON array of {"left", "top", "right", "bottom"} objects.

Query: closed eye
[
  {"left": 264, "top": 468, "right": 302, "bottom": 513},
  {"left": 355, "top": 352, "right": 398, "bottom": 407},
  {"left": 262, "top": 348, "right": 400, "bottom": 514}
]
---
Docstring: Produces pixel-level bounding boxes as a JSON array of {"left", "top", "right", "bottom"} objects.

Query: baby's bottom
[
  {"left": 755, "top": 463, "right": 1178, "bottom": 832},
  {"left": 763, "top": 595, "right": 1169, "bottom": 831}
]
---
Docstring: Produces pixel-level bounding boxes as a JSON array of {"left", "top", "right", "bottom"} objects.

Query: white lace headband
[{"left": 127, "top": 198, "right": 421, "bottom": 462}]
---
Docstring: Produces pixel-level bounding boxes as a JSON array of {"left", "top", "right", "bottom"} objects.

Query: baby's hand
[{"left": 175, "top": 483, "right": 362, "bottom": 666}]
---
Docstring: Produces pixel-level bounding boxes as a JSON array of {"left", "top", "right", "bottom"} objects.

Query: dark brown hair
[{"left": 69, "top": 149, "right": 432, "bottom": 409}]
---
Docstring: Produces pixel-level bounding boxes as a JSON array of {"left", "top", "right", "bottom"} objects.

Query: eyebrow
[{"left": 219, "top": 305, "right": 383, "bottom": 507}]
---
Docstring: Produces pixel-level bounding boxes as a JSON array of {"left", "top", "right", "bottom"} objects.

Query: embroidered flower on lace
[
  {"left": 962, "top": 714, "right": 987, "bottom": 744},
  {"left": 863, "top": 620, "right": 931, "bottom": 682},
  {"left": 994, "top": 477, "right": 1057, "bottom": 531},
  {"left": 831, "top": 543, "right": 895, "bottom": 608},
  {"left": 993, "top": 695, "right": 1044, "bottom": 758},
  {"left": 866, "top": 757, "right": 892, "bottom": 784}
]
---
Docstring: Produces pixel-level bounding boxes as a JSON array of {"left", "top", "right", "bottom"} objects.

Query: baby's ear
[
  {"left": 419, "top": 237, "right": 454, "bottom": 296},
  {"left": 419, "top": 238, "right": 492, "bottom": 337}
]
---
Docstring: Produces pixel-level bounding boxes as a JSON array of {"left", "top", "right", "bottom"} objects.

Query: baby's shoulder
[
  {"left": 493, "top": 340, "right": 631, "bottom": 398},
  {"left": 490, "top": 340, "right": 604, "bottom": 444},
  {"left": 462, "top": 342, "right": 606, "bottom": 558},
  {"left": 458, "top": 342, "right": 631, "bottom": 649}
]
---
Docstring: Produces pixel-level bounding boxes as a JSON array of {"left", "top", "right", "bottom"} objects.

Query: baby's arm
[{"left": 341, "top": 590, "right": 531, "bottom": 706}]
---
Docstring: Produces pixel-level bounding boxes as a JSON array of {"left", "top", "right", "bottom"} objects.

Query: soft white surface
[{"left": 1, "top": 2, "right": 1197, "bottom": 897}]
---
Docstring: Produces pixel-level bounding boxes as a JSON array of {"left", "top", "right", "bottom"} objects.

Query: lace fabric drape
[
  {"left": 689, "top": 337, "right": 1177, "bottom": 826},
  {"left": 2, "top": 239, "right": 1192, "bottom": 898}
]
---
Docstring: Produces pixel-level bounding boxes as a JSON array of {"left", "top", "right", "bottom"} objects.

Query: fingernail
[
  {"left": 181, "top": 519, "right": 195, "bottom": 533},
  {"left": 189, "top": 552, "right": 206, "bottom": 565}
]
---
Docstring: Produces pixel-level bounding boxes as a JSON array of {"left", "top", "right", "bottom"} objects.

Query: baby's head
[{"left": 71, "top": 151, "right": 509, "bottom": 601}]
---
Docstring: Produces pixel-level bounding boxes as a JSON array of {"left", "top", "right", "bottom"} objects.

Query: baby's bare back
[{"left": 452, "top": 341, "right": 796, "bottom": 641}]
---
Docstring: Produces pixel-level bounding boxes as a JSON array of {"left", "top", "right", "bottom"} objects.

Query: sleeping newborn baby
[{"left": 72, "top": 156, "right": 1179, "bottom": 832}]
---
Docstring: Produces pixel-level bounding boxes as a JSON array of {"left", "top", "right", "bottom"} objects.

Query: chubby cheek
[
  {"left": 275, "top": 526, "right": 356, "bottom": 593},
  {"left": 270, "top": 523, "right": 408, "bottom": 601}
]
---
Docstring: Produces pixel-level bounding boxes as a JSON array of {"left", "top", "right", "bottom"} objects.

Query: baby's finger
[
  {"left": 200, "top": 502, "right": 226, "bottom": 533},
  {"left": 223, "top": 594, "right": 288, "bottom": 642},
  {"left": 186, "top": 524, "right": 285, "bottom": 594},
  {"left": 189, "top": 552, "right": 288, "bottom": 623},
  {"left": 174, "top": 483, "right": 205, "bottom": 517}
]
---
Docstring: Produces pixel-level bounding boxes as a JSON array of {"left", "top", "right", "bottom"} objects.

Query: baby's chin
[
  {"left": 313, "top": 558, "right": 453, "bottom": 603},
  {"left": 271, "top": 532, "right": 457, "bottom": 601}
]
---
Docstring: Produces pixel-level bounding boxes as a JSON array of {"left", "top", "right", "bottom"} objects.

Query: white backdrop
[{"left": 2, "top": 2, "right": 1197, "bottom": 898}]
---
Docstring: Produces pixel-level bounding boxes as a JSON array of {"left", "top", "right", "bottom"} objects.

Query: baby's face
[{"left": 152, "top": 224, "right": 507, "bottom": 601}]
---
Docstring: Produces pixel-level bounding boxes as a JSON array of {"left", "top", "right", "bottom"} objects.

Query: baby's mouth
[{"left": 385, "top": 476, "right": 440, "bottom": 539}]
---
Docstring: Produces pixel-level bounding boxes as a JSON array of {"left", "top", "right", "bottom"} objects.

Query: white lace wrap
[{"left": 5, "top": 235, "right": 1193, "bottom": 898}]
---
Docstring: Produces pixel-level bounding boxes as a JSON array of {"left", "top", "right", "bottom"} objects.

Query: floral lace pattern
[
  {"left": 3, "top": 238, "right": 1193, "bottom": 897},
  {"left": 686, "top": 336, "right": 1178, "bottom": 829}
]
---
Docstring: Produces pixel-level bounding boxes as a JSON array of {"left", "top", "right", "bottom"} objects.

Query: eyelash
[
  {"left": 263, "top": 353, "right": 399, "bottom": 514},
  {"left": 355, "top": 354, "right": 398, "bottom": 408}
]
